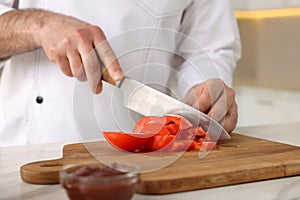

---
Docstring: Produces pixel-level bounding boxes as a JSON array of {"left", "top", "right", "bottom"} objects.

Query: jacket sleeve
[
  {"left": 0, "top": 0, "right": 14, "bottom": 15},
  {"left": 175, "top": 0, "right": 241, "bottom": 99}
]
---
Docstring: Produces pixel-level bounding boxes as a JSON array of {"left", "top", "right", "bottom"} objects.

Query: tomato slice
[
  {"left": 103, "top": 115, "right": 214, "bottom": 153},
  {"left": 174, "top": 141, "right": 193, "bottom": 151},
  {"left": 165, "top": 115, "right": 193, "bottom": 130},
  {"left": 103, "top": 132, "right": 151, "bottom": 151},
  {"left": 133, "top": 116, "right": 169, "bottom": 135},
  {"left": 145, "top": 134, "right": 174, "bottom": 151},
  {"left": 165, "top": 123, "right": 180, "bottom": 135},
  {"left": 187, "top": 141, "right": 200, "bottom": 151},
  {"left": 132, "top": 115, "right": 193, "bottom": 151},
  {"left": 201, "top": 141, "right": 217, "bottom": 151},
  {"left": 133, "top": 115, "right": 192, "bottom": 135}
]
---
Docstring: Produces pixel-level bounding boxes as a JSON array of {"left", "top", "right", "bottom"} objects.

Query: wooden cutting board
[{"left": 20, "top": 133, "right": 300, "bottom": 194}]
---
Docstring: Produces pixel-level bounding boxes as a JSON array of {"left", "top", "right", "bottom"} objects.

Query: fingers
[
  {"left": 183, "top": 85, "right": 210, "bottom": 113},
  {"left": 94, "top": 36, "right": 123, "bottom": 82},
  {"left": 208, "top": 85, "right": 237, "bottom": 133},
  {"left": 208, "top": 84, "right": 235, "bottom": 123},
  {"left": 207, "top": 91, "right": 227, "bottom": 123},
  {"left": 56, "top": 55, "right": 72, "bottom": 77},
  {"left": 183, "top": 78, "right": 238, "bottom": 133},
  {"left": 191, "top": 87, "right": 219, "bottom": 114},
  {"left": 75, "top": 66, "right": 87, "bottom": 82},
  {"left": 75, "top": 26, "right": 102, "bottom": 93},
  {"left": 208, "top": 87, "right": 238, "bottom": 133},
  {"left": 67, "top": 50, "right": 86, "bottom": 81},
  {"left": 79, "top": 26, "right": 123, "bottom": 93},
  {"left": 183, "top": 79, "right": 224, "bottom": 114},
  {"left": 223, "top": 101, "right": 238, "bottom": 133},
  {"left": 42, "top": 15, "right": 123, "bottom": 94},
  {"left": 102, "top": 67, "right": 115, "bottom": 84},
  {"left": 83, "top": 49, "right": 102, "bottom": 93}
]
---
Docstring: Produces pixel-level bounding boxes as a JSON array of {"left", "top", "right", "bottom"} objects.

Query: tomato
[
  {"left": 103, "top": 132, "right": 151, "bottom": 151},
  {"left": 145, "top": 134, "right": 175, "bottom": 151},
  {"left": 201, "top": 141, "right": 217, "bottom": 151},
  {"left": 187, "top": 141, "right": 201, "bottom": 151},
  {"left": 133, "top": 115, "right": 193, "bottom": 151},
  {"left": 103, "top": 115, "right": 215, "bottom": 153},
  {"left": 133, "top": 115, "right": 192, "bottom": 135},
  {"left": 165, "top": 115, "right": 193, "bottom": 130},
  {"left": 195, "top": 127, "right": 206, "bottom": 137},
  {"left": 170, "top": 140, "right": 193, "bottom": 151},
  {"left": 133, "top": 116, "right": 169, "bottom": 135}
]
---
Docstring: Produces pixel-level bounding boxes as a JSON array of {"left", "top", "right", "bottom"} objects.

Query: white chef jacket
[{"left": 0, "top": 0, "right": 241, "bottom": 146}]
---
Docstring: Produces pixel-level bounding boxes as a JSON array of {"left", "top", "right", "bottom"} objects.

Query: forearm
[
  {"left": 0, "top": 8, "right": 123, "bottom": 93},
  {"left": 0, "top": 9, "right": 43, "bottom": 59}
]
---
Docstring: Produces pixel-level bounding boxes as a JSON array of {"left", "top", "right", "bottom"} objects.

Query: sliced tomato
[
  {"left": 144, "top": 134, "right": 175, "bottom": 151},
  {"left": 187, "top": 141, "right": 200, "bottom": 151},
  {"left": 195, "top": 127, "right": 207, "bottom": 137},
  {"left": 103, "top": 115, "right": 214, "bottom": 153},
  {"left": 133, "top": 115, "right": 192, "bottom": 135},
  {"left": 165, "top": 115, "right": 193, "bottom": 130},
  {"left": 201, "top": 141, "right": 217, "bottom": 151},
  {"left": 103, "top": 132, "right": 151, "bottom": 151},
  {"left": 170, "top": 140, "right": 194, "bottom": 152},
  {"left": 133, "top": 116, "right": 169, "bottom": 135},
  {"left": 165, "top": 123, "right": 179, "bottom": 135},
  {"left": 133, "top": 115, "right": 193, "bottom": 151}
]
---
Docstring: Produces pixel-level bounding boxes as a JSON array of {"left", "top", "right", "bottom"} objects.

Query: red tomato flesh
[
  {"left": 103, "top": 115, "right": 214, "bottom": 152},
  {"left": 103, "top": 132, "right": 151, "bottom": 151}
]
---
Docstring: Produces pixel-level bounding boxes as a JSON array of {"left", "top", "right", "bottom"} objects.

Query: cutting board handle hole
[
  {"left": 219, "top": 144, "right": 242, "bottom": 148},
  {"left": 40, "top": 163, "right": 63, "bottom": 167}
]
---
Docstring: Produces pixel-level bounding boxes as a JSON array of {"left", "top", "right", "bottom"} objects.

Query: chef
[{"left": 0, "top": 0, "right": 241, "bottom": 146}]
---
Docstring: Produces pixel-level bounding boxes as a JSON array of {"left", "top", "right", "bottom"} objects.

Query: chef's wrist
[
  {"left": 27, "top": 9, "right": 53, "bottom": 48},
  {"left": 2, "top": 9, "right": 45, "bottom": 49}
]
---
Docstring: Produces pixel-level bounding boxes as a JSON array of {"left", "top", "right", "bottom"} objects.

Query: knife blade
[
  {"left": 93, "top": 48, "right": 230, "bottom": 140},
  {"left": 115, "top": 77, "right": 230, "bottom": 140}
]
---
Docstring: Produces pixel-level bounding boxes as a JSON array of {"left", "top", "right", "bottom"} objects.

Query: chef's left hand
[{"left": 182, "top": 78, "right": 238, "bottom": 133}]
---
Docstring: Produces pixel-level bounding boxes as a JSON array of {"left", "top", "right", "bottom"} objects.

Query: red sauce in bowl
[{"left": 60, "top": 162, "right": 139, "bottom": 200}]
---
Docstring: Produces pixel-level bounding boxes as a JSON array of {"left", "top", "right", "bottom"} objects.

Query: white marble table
[{"left": 1, "top": 123, "right": 300, "bottom": 200}]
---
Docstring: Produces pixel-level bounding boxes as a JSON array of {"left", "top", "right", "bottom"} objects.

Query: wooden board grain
[{"left": 20, "top": 133, "right": 300, "bottom": 194}]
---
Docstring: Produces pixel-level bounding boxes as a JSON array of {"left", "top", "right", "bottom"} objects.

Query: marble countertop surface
[{"left": 1, "top": 123, "right": 300, "bottom": 200}]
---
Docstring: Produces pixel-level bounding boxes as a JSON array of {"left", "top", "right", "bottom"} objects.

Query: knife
[
  {"left": 94, "top": 48, "right": 230, "bottom": 140},
  {"left": 115, "top": 77, "right": 231, "bottom": 140}
]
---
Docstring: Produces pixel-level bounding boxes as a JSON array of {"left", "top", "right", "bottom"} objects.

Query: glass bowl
[{"left": 60, "top": 161, "right": 140, "bottom": 200}]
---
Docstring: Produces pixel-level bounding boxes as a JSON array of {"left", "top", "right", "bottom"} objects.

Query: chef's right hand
[{"left": 34, "top": 10, "right": 123, "bottom": 93}]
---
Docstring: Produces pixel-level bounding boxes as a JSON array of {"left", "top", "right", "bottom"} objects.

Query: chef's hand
[
  {"left": 34, "top": 10, "right": 123, "bottom": 93},
  {"left": 182, "top": 78, "right": 238, "bottom": 133}
]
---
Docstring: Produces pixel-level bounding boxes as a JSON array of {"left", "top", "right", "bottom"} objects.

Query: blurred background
[{"left": 232, "top": 0, "right": 300, "bottom": 127}]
